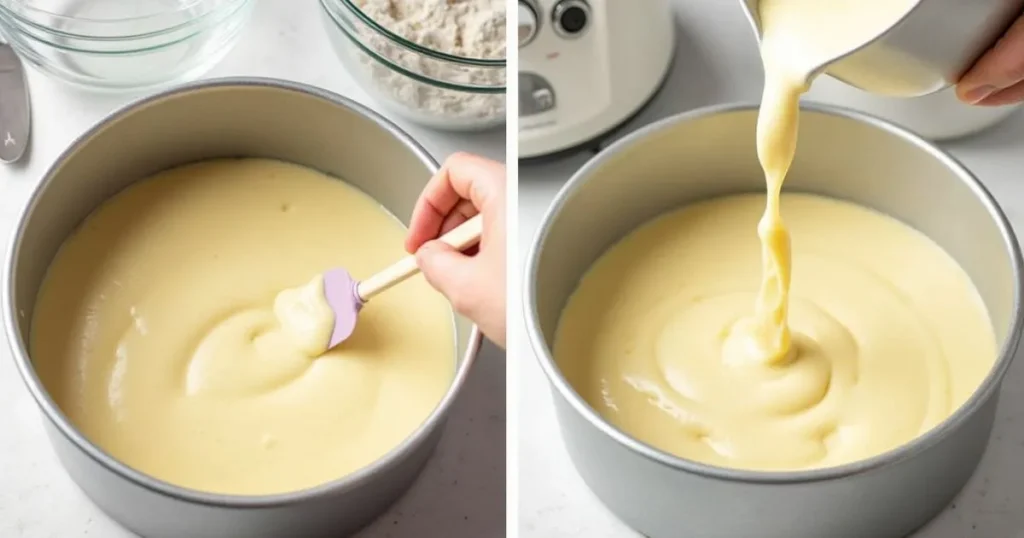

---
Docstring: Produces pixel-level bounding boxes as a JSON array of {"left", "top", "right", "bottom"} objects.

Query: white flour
[{"left": 350, "top": 0, "right": 506, "bottom": 129}]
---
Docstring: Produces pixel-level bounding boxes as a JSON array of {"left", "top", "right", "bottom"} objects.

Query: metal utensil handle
[
  {"left": 356, "top": 214, "right": 484, "bottom": 302},
  {"left": 0, "top": 41, "right": 30, "bottom": 164}
]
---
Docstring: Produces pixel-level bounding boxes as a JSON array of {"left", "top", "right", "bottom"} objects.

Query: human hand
[
  {"left": 406, "top": 152, "right": 506, "bottom": 348},
  {"left": 956, "top": 16, "right": 1024, "bottom": 106}
]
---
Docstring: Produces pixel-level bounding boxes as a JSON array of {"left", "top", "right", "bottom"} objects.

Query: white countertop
[
  {"left": 0, "top": 2, "right": 506, "bottom": 537},
  {"left": 516, "top": 1, "right": 1024, "bottom": 536}
]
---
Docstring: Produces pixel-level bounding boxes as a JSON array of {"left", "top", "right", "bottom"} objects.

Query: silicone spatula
[{"left": 323, "top": 214, "right": 483, "bottom": 348}]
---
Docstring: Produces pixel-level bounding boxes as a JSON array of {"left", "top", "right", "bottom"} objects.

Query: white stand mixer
[{"left": 518, "top": 0, "right": 676, "bottom": 159}]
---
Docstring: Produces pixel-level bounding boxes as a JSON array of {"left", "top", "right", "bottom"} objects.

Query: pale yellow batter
[
  {"left": 555, "top": 194, "right": 994, "bottom": 470},
  {"left": 744, "top": 0, "right": 920, "bottom": 364},
  {"left": 554, "top": 0, "right": 997, "bottom": 471},
  {"left": 31, "top": 158, "right": 455, "bottom": 495}
]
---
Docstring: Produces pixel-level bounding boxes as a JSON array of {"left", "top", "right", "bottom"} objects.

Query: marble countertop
[
  {"left": 516, "top": 1, "right": 1024, "bottom": 537},
  {"left": 0, "top": 2, "right": 505, "bottom": 537}
]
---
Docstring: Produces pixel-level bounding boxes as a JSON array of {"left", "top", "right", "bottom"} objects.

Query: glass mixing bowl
[
  {"left": 319, "top": 0, "right": 506, "bottom": 132},
  {"left": 0, "top": 0, "right": 253, "bottom": 91}
]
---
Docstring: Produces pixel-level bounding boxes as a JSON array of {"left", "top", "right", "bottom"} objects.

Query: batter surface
[
  {"left": 554, "top": 193, "right": 994, "bottom": 470},
  {"left": 31, "top": 158, "right": 455, "bottom": 495},
  {"left": 555, "top": 0, "right": 995, "bottom": 471}
]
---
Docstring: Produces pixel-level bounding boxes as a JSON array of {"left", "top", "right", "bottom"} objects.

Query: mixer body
[{"left": 518, "top": 0, "right": 675, "bottom": 158}]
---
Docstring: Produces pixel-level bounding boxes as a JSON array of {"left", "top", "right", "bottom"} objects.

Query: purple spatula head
[{"left": 323, "top": 268, "right": 364, "bottom": 348}]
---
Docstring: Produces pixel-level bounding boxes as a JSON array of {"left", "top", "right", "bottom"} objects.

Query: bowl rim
[
  {"left": 2, "top": 76, "right": 484, "bottom": 507},
  {"left": 320, "top": 0, "right": 505, "bottom": 95},
  {"left": 524, "top": 101, "right": 1024, "bottom": 485},
  {"left": 0, "top": 0, "right": 249, "bottom": 41},
  {"left": 321, "top": 0, "right": 506, "bottom": 68}
]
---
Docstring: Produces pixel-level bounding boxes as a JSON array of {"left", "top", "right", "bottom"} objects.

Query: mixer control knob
[
  {"left": 552, "top": 0, "right": 590, "bottom": 39},
  {"left": 519, "top": 1, "right": 540, "bottom": 47},
  {"left": 520, "top": 72, "right": 557, "bottom": 116}
]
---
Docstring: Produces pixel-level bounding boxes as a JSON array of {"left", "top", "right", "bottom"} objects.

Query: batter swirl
[
  {"left": 555, "top": 194, "right": 993, "bottom": 470},
  {"left": 32, "top": 159, "right": 455, "bottom": 495}
]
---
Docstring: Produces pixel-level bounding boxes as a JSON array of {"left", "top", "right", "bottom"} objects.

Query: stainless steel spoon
[{"left": 0, "top": 41, "right": 30, "bottom": 164}]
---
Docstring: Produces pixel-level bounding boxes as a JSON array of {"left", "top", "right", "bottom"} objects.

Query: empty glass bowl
[
  {"left": 0, "top": 0, "right": 253, "bottom": 91},
  {"left": 319, "top": 0, "right": 506, "bottom": 132}
]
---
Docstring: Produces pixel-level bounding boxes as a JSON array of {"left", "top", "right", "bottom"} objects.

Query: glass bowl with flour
[{"left": 319, "top": 0, "right": 506, "bottom": 131}]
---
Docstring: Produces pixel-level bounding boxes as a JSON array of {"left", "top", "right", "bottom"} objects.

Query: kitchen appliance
[
  {"left": 524, "top": 103, "right": 1022, "bottom": 538},
  {"left": 518, "top": 0, "right": 675, "bottom": 159}
]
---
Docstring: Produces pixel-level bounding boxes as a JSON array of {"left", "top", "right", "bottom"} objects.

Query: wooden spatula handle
[{"left": 356, "top": 214, "right": 484, "bottom": 302}]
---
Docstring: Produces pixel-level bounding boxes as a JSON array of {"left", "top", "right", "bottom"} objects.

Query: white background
[
  {"left": 0, "top": 1, "right": 506, "bottom": 537},
  {"left": 517, "top": 0, "right": 1024, "bottom": 536}
]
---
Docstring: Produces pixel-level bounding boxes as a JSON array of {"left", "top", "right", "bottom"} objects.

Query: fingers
[
  {"left": 432, "top": 152, "right": 506, "bottom": 211},
  {"left": 439, "top": 199, "right": 477, "bottom": 235},
  {"left": 415, "top": 240, "right": 480, "bottom": 317},
  {"left": 405, "top": 152, "right": 506, "bottom": 252},
  {"left": 957, "top": 16, "right": 1024, "bottom": 104},
  {"left": 976, "top": 78, "right": 1024, "bottom": 106},
  {"left": 404, "top": 152, "right": 505, "bottom": 344}
]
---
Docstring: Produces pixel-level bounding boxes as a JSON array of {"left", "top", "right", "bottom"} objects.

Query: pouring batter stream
[{"left": 732, "top": 0, "right": 921, "bottom": 365}]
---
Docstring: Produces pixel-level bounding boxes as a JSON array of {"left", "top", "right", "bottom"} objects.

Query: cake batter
[
  {"left": 31, "top": 158, "right": 455, "bottom": 495},
  {"left": 743, "top": 0, "right": 920, "bottom": 364},
  {"left": 554, "top": 0, "right": 997, "bottom": 470},
  {"left": 554, "top": 194, "right": 994, "bottom": 470}
]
